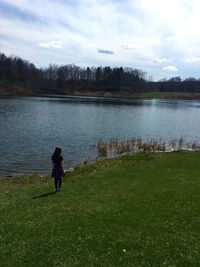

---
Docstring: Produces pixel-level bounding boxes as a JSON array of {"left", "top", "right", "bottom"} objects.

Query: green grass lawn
[
  {"left": 135, "top": 91, "right": 200, "bottom": 99},
  {"left": 1, "top": 152, "right": 200, "bottom": 266},
  {"left": 135, "top": 91, "right": 170, "bottom": 98}
]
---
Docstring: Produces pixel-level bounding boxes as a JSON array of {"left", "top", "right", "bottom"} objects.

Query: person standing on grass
[{"left": 51, "top": 147, "right": 64, "bottom": 192}]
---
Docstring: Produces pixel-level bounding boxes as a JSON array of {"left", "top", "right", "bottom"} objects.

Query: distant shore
[
  {"left": 67, "top": 90, "right": 200, "bottom": 100},
  {"left": 1, "top": 89, "right": 200, "bottom": 100}
]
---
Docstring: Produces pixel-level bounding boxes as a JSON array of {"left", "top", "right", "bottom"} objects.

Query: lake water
[{"left": 1, "top": 95, "right": 200, "bottom": 178}]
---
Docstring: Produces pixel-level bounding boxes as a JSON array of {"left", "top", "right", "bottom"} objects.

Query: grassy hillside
[
  {"left": 1, "top": 152, "right": 200, "bottom": 266},
  {"left": 68, "top": 90, "right": 200, "bottom": 100},
  {"left": 0, "top": 83, "right": 32, "bottom": 95},
  {"left": 135, "top": 91, "right": 200, "bottom": 99}
]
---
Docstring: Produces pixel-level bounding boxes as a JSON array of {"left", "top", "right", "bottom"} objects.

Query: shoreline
[
  {"left": 1, "top": 149, "right": 199, "bottom": 181},
  {"left": 1, "top": 91, "right": 200, "bottom": 100}
]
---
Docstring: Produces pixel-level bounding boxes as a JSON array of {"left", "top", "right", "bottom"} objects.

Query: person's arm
[
  {"left": 61, "top": 159, "right": 65, "bottom": 176},
  {"left": 61, "top": 160, "right": 64, "bottom": 172}
]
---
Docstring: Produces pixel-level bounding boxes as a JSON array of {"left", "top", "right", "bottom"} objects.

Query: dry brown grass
[{"left": 96, "top": 137, "right": 200, "bottom": 157}]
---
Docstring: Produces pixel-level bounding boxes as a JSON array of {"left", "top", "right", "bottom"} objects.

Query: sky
[{"left": 0, "top": 0, "right": 200, "bottom": 80}]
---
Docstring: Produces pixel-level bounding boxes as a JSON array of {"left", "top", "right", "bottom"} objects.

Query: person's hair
[{"left": 53, "top": 147, "right": 62, "bottom": 157}]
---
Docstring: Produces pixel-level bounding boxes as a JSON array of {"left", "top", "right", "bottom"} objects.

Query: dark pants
[{"left": 54, "top": 178, "right": 62, "bottom": 191}]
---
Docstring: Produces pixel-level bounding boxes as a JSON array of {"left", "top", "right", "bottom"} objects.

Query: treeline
[
  {"left": 40, "top": 64, "right": 148, "bottom": 94},
  {"left": 157, "top": 77, "right": 200, "bottom": 93},
  {"left": 0, "top": 52, "right": 147, "bottom": 94},
  {"left": 0, "top": 53, "right": 41, "bottom": 94},
  {"left": 1, "top": 52, "right": 200, "bottom": 95}
]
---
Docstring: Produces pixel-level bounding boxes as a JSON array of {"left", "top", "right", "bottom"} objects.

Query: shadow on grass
[{"left": 33, "top": 191, "right": 56, "bottom": 199}]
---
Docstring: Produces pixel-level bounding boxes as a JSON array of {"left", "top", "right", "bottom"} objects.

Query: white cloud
[
  {"left": 121, "top": 44, "right": 136, "bottom": 50},
  {"left": 162, "top": 66, "right": 178, "bottom": 72},
  {"left": 1, "top": 0, "right": 200, "bottom": 79},
  {"left": 152, "top": 58, "right": 172, "bottom": 63},
  {"left": 185, "top": 57, "right": 200, "bottom": 63},
  {"left": 38, "top": 41, "right": 62, "bottom": 48}
]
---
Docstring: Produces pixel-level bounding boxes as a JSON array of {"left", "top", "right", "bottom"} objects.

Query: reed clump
[{"left": 96, "top": 137, "right": 200, "bottom": 157}]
